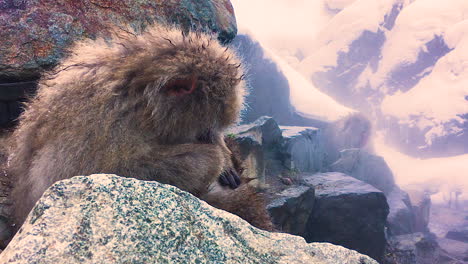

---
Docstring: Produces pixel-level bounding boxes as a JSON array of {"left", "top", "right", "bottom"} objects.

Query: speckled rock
[
  {"left": 0, "top": 0, "right": 237, "bottom": 82},
  {"left": 0, "top": 174, "right": 378, "bottom": 264}
]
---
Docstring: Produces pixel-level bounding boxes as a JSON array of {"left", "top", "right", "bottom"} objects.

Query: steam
[{"left": 231, "top": 0, "right": 468, "bottom": 204}]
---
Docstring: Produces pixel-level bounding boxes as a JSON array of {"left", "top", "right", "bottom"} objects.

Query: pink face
[{"left": 162, "top": 75, "right": 198, "bottom": 96}]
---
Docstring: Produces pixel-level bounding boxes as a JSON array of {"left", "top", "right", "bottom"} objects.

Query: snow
[
  {"left": 374, "top": 133, "right": 468, "bottom": 201},
  {"left": 280, "top": 126, "right": 319, "bottom": 138},
  {"left": 232, "top": 0, "right": 468, "bottom": 199},
  {"left": 230, "top": 0, "right": 332, "bottom": 60},
  {"left": 232, "top": 7, "right": 355, "bottom": 122},
  {"left": 264, "top": 48, "right": 354, "bottom": 121},
  {"left": 324, "top": 0, "right": 359, "bottom": 10},
  {"left": 298, "top": 0, "right": 407, "bottom": 75},
  {"left": 381, "top": 17, "right": 468, "bottom": 132},
  {"left": 346, "top": 0, "right": 468, "bottom": 145},
  {"left": 366, "top": 0, "right": 468, "bottom": 90}
]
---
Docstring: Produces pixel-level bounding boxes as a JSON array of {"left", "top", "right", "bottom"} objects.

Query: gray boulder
[
  {"left": 302, "top": 172, "right": 389, "bottom": 262},
  {"left": 267, "top": 185, "right": 315, "bottom": 236},
  {"left": 229, "top": 116, "right": 283, "bottom": 146},
  {"left": 227, "top": 116, "right": 380, "bottom": 183},
  {"left": 281, "top": 126, "right": 326, "bottom": 173},
  {"left": 227, "top": 116, "right": 288, "bottom": 179},
  {"left": 446, "top": 227, "right": 468, "bottom": 243},
  {"left": 386, "top": 187, "right": 415, "bottom": 236},
  {"left": 329, "top": 148, "right": 396, "bottom": 194},
  {"left": 0, "top": 174, "right": 378, "bottom": 264},
  {"left": 323, "top": 113, "right": 371, "bottom": 165},
  {"left": 383, "top": 232, "right": 460, "bottom": 264},
  {"left": 406, "top": 189, "right": 432, "bottom": 233},
  {"left": 329, "top": 148, "right": 414, "bottom": 236},
  {"left": 437, "top": 237, "right": 468, "bottom": 262}
]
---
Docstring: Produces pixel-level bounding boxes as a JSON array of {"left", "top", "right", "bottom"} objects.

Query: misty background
[{"left": 230, "top": 0, "right": 468, "bottom": 205}]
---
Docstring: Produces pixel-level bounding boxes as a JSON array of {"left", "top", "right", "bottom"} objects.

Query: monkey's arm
[
  {"left": 214, "top": 135, "right": 241, "bottom": 189},
  {"left": 124, "top": 143, "right": 234, "bottom": 197}
]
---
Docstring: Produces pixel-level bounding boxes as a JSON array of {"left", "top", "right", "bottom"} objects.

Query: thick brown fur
[
  {"left": 206, "top": 137, "right": 276, "bottom": 231},
  {"left": 8, "top": 23, "right": 248, "bottom": 228},
  {"left": 202, "top": 184, "right": 275, "bottom": 231}
]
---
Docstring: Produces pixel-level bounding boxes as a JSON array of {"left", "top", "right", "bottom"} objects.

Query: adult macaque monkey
[{"left": 9, "top": 24, "right": 275, "bottom": 231}]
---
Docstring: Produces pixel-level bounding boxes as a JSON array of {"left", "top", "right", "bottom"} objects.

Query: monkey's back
[
  {"left": 9, "top": 23, "right": 246, "bottom": 228},
  {"left": 10, "top": 75, "right": 147, "bottom": 218}
]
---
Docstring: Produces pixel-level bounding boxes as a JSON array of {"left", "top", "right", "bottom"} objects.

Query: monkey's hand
[
  {"left": 216, "top": 135, "right": 242, "bottom": 189},
  {"left": 218, "top": 168, "right": 241, "bottom": 189}
]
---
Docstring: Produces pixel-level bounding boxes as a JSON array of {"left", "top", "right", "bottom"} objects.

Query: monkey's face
[{"left": 137, "top": 34, "right": 246, "bottom": 144}]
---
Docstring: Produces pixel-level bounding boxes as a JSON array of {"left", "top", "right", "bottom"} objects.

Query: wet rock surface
[
  {"left": 302, "top": 172, "right": 389, "bottom": 262},
  {"left": 437, "top": 237, "right": 468, "bottom": 262},
  {"left": 428, "top": 203, "right": 468, "bottom": 263},
  {"left": 267, "top": 185, "right": 315, "bottom": 236}
]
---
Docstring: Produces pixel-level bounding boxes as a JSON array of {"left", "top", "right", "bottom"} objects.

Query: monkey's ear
[{"left": 161, "top": 75, "right": 197, "bottom": 96}]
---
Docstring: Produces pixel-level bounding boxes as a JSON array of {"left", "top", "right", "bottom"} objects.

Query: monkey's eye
[{"left": 162, "top": 76, "right": 197, "bottom": 96}]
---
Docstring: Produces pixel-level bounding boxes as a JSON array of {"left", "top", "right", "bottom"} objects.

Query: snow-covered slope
[
  {"left": 232, "top": 27, "right": 354, "bottom": 123},
  {"left": 298, "top": 0, "right": 408, "bottom": 74},
  {"left": 266, "top": 48, "right": 354, "bottom": 122},
  {"left": 230, "top": 0, "right": 467, "bottom": 195},
  {"left": 380, "top": 2, "right": 468, "bottom": 150},
  {"left": 374, "top": 133, "right": 468, "bottom": 202},
  {"left": 236, "top": 0, "right": 467, "bottom": 157}
]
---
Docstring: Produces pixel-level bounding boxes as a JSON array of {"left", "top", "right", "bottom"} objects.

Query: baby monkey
[{"left": 8, "top": 23, "right": 275, "bottom": 230}]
